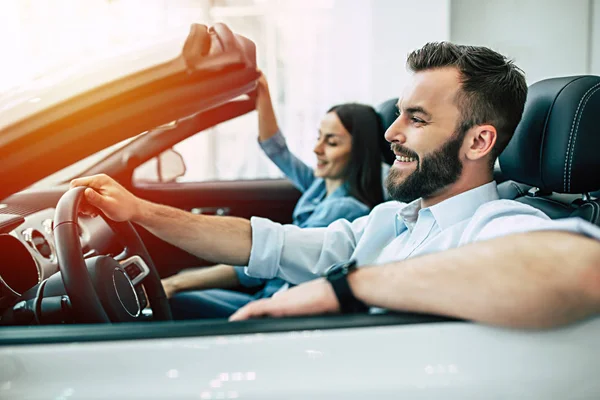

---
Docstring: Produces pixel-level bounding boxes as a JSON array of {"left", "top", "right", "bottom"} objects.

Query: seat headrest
[
  {"left": 499, "top": 75, "right": 600, "bottom": 194},
  {"left": 376, "top": 98, "right": 398, "bottom": 165}
]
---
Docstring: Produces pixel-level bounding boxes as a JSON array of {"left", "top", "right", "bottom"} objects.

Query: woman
[{"left": 163, "top": 74, "right": 386, "bottom": 319}]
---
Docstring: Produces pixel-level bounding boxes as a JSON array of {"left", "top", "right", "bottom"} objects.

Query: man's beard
[{"left": 385, "top": 133, "right": 464, "bottom": 203}]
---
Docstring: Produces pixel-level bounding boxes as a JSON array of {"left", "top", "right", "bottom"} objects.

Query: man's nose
[{"left": 384, "top": 117, "right": 407, "bottom": 144}]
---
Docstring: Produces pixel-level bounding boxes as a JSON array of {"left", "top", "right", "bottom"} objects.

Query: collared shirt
[
  {"left": 245, "top": 181, "right": 600, "bottom": 284},
  {"left": 235, "top": 130, "right": 372, "bottom": 291}
]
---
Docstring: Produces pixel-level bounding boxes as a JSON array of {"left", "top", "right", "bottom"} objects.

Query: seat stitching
[
  {"left": 564, "top": 81, "right": 600, "bottom": 192},
  {"left": 568, "top": 85, "right": 600, "bottom": 192}
]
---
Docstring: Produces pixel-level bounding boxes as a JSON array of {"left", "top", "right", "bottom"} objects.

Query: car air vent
[
  {"left": 22, "top": 228, "right": 54, "bottom": 260},
  {"left": 0, "top": 203, "right": 44, "bottom": 216}
]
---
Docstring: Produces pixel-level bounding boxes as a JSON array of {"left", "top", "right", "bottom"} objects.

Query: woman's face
[{"left": 313, "top": 112, "right": 352, "bottom": 180}]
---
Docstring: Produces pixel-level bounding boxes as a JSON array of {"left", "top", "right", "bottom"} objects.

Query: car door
[{"left": 3, "top": 314, "right": 600, "bottom": 399}]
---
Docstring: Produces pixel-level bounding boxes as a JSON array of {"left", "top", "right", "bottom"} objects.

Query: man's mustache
[{"left": 391, "top": 143, "right": 419, "bottom": 160}]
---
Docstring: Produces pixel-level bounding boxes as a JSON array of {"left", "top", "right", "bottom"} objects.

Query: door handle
[{"left": 190, "top": 207, "right": 230, "bottom": 216}]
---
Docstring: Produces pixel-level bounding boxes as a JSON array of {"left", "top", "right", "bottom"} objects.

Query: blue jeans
[
  {"left": 169, "top": 279, "right": 288, "bottom": 320},
  {"left": 169, "top": 289, "right": 254, "bottom": 319}
]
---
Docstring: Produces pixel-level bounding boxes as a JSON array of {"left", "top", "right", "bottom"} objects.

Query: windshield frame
[{"left": 28, "top": 134, "right": 144, "bottom": 189}]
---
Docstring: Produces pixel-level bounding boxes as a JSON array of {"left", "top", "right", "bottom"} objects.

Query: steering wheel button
[{"left": 124, "top": 265, "right": 141, "bottom": 279}]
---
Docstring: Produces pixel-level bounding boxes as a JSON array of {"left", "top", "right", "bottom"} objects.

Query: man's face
[{"left": 385, "top": 67, "right": 466, "bottom": 203}]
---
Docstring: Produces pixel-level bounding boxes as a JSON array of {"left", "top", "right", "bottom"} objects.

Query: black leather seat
[
  {"left": 499, "top": 75, "right": 600, "bottom": 225},
  {"left": 376, "top": 98, "right": 398, "bottom": 166}
]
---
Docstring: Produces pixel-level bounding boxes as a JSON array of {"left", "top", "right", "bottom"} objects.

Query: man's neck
[{"left": 421, "top": 174, "right": 493, "bottom": 208}]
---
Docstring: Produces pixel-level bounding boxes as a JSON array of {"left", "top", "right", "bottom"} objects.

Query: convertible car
[{"left": 1, "top": 23, "right": 600, "bottom": 399}]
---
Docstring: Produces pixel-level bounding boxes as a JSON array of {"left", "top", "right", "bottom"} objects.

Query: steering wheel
[{"left": 53, "top": 187, "right": 172, "bottom": 323}]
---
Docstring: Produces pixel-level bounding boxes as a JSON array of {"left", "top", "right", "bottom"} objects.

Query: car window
[{"left": 132, "top": 112, "right": 283, "bottom": 184}]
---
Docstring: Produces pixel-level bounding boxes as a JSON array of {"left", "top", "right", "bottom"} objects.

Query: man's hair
[{"left": 406, "top": 42, "right": 527, "bottom": 167}]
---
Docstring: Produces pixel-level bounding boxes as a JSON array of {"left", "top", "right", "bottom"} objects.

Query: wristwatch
[{"left": 324, "top": 260, "right": 368, "bottom": 314}]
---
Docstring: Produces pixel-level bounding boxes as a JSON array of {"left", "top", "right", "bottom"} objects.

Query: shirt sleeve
[
  {"left": 461, "top": 200, "right": 600, "bottom": 244},
  {"left": 301, "top": 198, "right": 370, "bottom": 228},
  {"left": 246, "top": 214, "right": 370, "bottom": 284},
  {"left": 259, "top": 130, "right": 316, "bottom": 192}
]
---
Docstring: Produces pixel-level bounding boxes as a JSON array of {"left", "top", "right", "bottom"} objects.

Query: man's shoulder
[
  {"left": 472, "top": 199, "right": 550, "bottom": 220},
  {"left": 469, "top": 199, "right": 550, "bottom": 231}
]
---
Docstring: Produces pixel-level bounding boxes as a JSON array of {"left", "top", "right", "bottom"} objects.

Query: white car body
[{"left": 2, "top": 319, "right": 599, "bottom": 399}]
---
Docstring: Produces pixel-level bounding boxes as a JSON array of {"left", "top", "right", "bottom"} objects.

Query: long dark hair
[{"left": 327, "top": 103, "right": 385, "bottom": 209}]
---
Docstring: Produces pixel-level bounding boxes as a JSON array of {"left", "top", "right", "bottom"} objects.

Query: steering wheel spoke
[{"left": 119, "top": 255, "right": 151, "bottom": 286}]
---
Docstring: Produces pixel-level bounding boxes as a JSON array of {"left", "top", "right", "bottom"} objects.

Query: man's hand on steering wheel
[{"left": 70, "top": 174, "right": 142, "bottom": 222}]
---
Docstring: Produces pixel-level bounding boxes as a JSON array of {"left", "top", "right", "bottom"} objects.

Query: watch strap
[{"left": 325, "top": 260, "right": 368, "bottom": 314}]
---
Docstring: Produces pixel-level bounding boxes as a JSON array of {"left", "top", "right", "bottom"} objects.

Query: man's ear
[{"left": 464, "top": 124, "right": 497, "bottom": 161}]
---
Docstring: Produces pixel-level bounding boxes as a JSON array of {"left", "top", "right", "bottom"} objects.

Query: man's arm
[
  {"left": 70, "top": 174, "right": 252, "bottom": 266},
  {"left": 231, "top": 231, "right": 600, "bottom": 329},
  {"left": 136, "top": 199, "right": 252, "bottom": 265}
]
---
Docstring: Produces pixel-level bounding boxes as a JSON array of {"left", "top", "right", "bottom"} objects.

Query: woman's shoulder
[{"left": 321, "top": 195, "right": 371, "bottom": 217}]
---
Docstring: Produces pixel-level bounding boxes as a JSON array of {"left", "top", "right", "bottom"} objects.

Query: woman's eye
[{"left": 326, "top": 141, "right": 338, "bottom": 146}]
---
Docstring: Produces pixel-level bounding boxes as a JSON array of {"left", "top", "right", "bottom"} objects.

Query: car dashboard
[{"left": 0, "top": 188, "right": 123, "bottom": 322}]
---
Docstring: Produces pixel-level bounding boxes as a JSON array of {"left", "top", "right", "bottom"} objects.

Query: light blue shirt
[{"left": 245, "top": 181, "right": 600, "bottom": 284}]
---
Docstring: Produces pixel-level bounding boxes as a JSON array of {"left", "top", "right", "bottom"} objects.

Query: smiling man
[{"left": 71, "top": 42, "right": 593, "bottom": 325}]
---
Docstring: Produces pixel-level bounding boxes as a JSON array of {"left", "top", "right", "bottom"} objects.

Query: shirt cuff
[
  {"left": 258, "top": 130, "right": 287, "bottom": 158},
  {"left": 233, "top": 266, "right": 265, "bottom": 288},
  {"left": 247, "top": 216, "right": 285, "bottom": 279}
]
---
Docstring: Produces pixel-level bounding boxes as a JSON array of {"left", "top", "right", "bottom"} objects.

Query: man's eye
[{"left": 411, "top": 117, "right": 425, "bottom": 124}]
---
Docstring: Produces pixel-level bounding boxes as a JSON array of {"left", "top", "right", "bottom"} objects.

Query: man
[{"left": 72, "top": 42, "right": 589, "bottom": 325}]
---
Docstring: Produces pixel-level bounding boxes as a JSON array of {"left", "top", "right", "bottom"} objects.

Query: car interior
[{"left": 1, "top": 23, "right": 600, "bottom": 344}]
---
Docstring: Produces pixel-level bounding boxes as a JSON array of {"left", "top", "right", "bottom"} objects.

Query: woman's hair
[{"left": 327, "top": 103, "right": 385, "bottom": 209}]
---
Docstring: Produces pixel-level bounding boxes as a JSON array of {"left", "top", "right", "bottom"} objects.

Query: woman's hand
[
  {"left": 161, "top": 277, "right": 179, "bottom": 299},
  {"left": 256, "top": 71, "right": 280, "bottom": 141}
]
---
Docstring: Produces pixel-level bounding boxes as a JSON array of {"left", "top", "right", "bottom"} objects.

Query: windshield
[{"left": 29, "top": 136, "right": 138, "bottom": 189}]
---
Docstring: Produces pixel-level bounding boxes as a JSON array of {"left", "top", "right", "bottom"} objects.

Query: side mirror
[{"left": 157, "top": 148, "right": 186, "bottom": 183}]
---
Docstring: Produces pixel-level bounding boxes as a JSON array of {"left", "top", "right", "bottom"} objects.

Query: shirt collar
[
  {"left": 397, "top": 198, "right": 423, "bottom": 232},
  {"left": 396, "top": 181, "right": 499, "bottom": 232},
  {"left": 428, "top": 181, "right": 499, "bottom": 230}
]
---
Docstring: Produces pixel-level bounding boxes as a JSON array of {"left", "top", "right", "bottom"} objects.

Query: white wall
[
  {"left": 591, "top": 0, "right": 600, "bottom": 74},
  {"left": 450, "top": 0, "right": 592, "bottom": 84},
  {"left": 369, "top": 0, "right": 451, "bottom": 105}
]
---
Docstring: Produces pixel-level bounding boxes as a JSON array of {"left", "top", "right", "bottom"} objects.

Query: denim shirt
[{"left": 235, "top": 130, "right": 370, "bottom": 295}]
